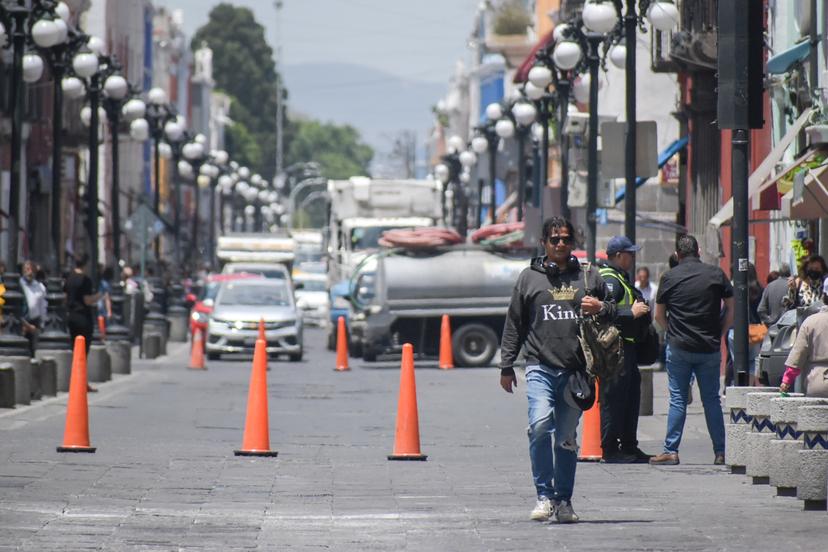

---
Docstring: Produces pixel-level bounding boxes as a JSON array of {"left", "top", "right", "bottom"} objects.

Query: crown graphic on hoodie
[{"left": 548, "top": 285, "right": 577, "bottom": 301}]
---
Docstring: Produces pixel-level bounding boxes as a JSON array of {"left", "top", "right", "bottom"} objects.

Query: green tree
[
  {"left": 285, "top": 119, "right": 374, "bottom": 180},
  {"left": 192, "top": 4, "right": 282, "bottom": 178}
]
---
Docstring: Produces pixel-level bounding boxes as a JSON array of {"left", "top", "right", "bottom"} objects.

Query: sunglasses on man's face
[{"left": 547, "top": 235, "right": 573, "bottom": 245}]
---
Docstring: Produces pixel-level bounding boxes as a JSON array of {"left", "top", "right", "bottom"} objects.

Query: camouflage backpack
[{"left": 577, "top": 263, "right": 625, "bottom": 381}]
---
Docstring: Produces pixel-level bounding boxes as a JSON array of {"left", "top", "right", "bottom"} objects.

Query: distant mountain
[{"left": 282, "top": 63, "right": 446, "bottom": 170}]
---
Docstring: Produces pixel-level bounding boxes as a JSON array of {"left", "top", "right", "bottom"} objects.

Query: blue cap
[{"left": 606, "top": 236, "right": 641, "bottom": 256}]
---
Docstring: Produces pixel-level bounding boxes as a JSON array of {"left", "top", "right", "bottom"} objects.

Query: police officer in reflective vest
[{"left": 598, "top": 236, "right": 653, "bottom": 463}]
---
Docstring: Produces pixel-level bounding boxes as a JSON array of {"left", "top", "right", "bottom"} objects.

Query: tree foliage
[
  {"left": 285, "top": 119, "right": 374, "bottom": 180},
  {"left": 193, "top": 4, "right": 373, "bottom": 182},
  {"left": 192, "top": 3, "right": 280, "bottom": 178}
]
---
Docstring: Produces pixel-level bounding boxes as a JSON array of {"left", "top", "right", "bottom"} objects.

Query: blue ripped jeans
[{"left": 525, "top": 367, "right": 582, "bottom": 501}]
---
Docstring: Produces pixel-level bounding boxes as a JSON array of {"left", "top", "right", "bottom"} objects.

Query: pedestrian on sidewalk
[
  {"left": 634, "top": 266, "right": 658, "bottom": 304},
  {"left": 65, "top": 255, "right": 101, "bottom": 392},
  {"left": 726, "top": 262, "right": 763, "bottom": 386},
  {"left": 598, "top": 237, "right": 653, "bottom": 463},
  {"left": 758, "top": 264, "right": 791, "bottom": 327},
  {"left": 779, "top": 278, "right": 828, "bottom": 397},
  {"left": 784, "top": 255, "right": 827, "bottom": 309},
  {"left": 19, "top": 260, "right": 47, "bottom": 357},
  {"left": 652, "top": 234, "right": 733, "bottom": 466},
  {"left": 499, "top": 216, "right": 615, "bottom": 523}
]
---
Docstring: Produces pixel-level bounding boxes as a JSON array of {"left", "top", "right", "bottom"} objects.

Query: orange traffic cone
[
  {"left": 578, "top": 379, "right": 603, "bottom": 462},
  {"left": 258, "top": 318, "right": 266, "bottom": 342},
  {"left": 388, "top": 343, "right": 427, "bottom": 461},
  {"left": 57, "top": 336, "right": 96, "bottom": 453},
  {"left": 438, "top": 314, "right": 454, "bottom": 370},
  {"left": 189, "top": 329, "right": 206, "bottom": 370},
  {"left": 334, "top": 316, "right": 349, "bottom": 372},
  {"left": 97, "top": 315, "right": 106, "bottom": 340},
  {"left": 234, "top": 339, "right": 278, "bottom": 457}
]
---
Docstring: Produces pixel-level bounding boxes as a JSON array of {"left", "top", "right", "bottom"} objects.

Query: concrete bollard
[
  {"left": 38, "top": 357, "right": 57, "bottom": 397},
  {"left": 725, "top": 386, "right": 778, "bottom": 474},
  {"left": 746, "top": 392, "right": 781, "bottom": 484},
  {"left": 144, "top": 322, "right": 168, "bottom": 356},
  {"left": 167, "top": 307, "right": 189, "bottom": 342},
  {"left": 768, "top": 395, "right": 813, "bottom": 496},
  {"left": 6, "top": 356, "right": 32, "bottom": 406},
  {"left": 0, "top": 364, "right": 15, "bottom": 408},
  {"left": 106, "top": 340, "right": 132, "bottom": 375},
  {"left": 639, "top": 366, "right": 656, "bottom": 416},
  {"left": 87, "top": 344, "right": 111, "bottom": 383},
  {"left": 144, "top": 333, "right": 162, "bottom": 359},
  {"left": 29, "top": 359, "right": 42, "bottom": 401},
  {"left": 36, "top": 349, "right": 72, "bottom": 393},
  {"left": 797, "top": 405, "right": 828, "bottom": 510}
]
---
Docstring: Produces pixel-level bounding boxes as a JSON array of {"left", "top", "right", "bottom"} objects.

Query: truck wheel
[
  {"left": 362, "top": 346, "right": 378, "bottom": 362},
  {"left": 349, "top": 339, "right": 363, "bottom": 358},
  {"left": 452, "top": 323, "right": 498, "bottom": 367}
]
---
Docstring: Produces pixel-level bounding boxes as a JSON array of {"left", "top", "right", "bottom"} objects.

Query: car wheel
[
  {"left": 326, "top": 328, "right": 336, "bottom": 351},
  {"left": 207, "top": 352, "right": 221, "bottom": 361},
  {"left": 362, "top": 346, "right": 378, "bottom": 362},
  {"left": 289, "top": 351, "right": 303, "bottom": 362},
  {"left": 451, "top": 323, "right": 498, "bottom": 367}
]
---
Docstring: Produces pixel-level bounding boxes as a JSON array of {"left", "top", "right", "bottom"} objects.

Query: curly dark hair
[
  {"left": 799, "top": 254, "right": 828, "bottom": 278},
  {"left": 542, "top": 217, "right": 575, "bottom": 242}
]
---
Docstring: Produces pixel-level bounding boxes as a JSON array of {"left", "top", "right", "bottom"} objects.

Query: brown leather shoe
[
  {"left": 714, "top": 454, "right": 725, "bottom": 465},
  {"left": 649, "top": 452, "right": 679, "bottom": 465}
]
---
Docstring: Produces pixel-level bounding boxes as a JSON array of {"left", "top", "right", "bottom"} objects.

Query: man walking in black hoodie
[{"left": 500, "top": 217, "right": 615, "bottom": 523}]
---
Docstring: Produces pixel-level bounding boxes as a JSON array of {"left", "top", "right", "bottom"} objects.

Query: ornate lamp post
[{"left": 144, "top": 87, "right": 176, "bottom": 261}]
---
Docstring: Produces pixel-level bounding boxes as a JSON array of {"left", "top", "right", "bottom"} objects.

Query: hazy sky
[{"left": 155, "top": 0, "right": 482, "bottom": 83}]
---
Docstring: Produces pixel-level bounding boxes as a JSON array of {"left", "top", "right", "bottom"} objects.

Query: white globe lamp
[
  {"left": 583, "top": 1, "right": 619, "bottom": 34},
  {"left": 122, "top": 98, "right": 146, "bottom": 121},
  {"left": 31, "top": 19, "right": 61, "bottom": 48},
  {"left": 459, "top": 150, "right": 477, "bottom": 168},
  {"left": 647, "top": 1, "right": 680, "bottom": 32},
  {"left": 471, "top": 136, "right": 489, "bottom": 154},
  {"left": 553, "top": 40, "right": 582, "bottom": 71},
  {"left": 72, "top": 53, "right": 99, "bottom": 78},
  {"left": 495, "top": 119, "right": 515, "bottom": 139},
  {"left": 573, "top": 74, "right": 591, "bottom": 104},
  {"left": 513, "top": 102, "right": 537, "bottom": 127},
  {"left": 485, "top": 102, "right": 503, "bottom": 121},
  {"left": 524, "top": 81, "right": 545, "bottom": 101},
  {"left": 62, "top": 77, "right": 85, "bottom": 99},
  {"left": 86, "top": 36, "right": 105, "bottom": 55},
  {"left": 528, "top": 65, "right": 553, "bottom": 89},
  {"left": 129, "top": 118, "right": 149, "bottom": 141},
  {"left": 609, "top": 43, "right": 627, "bottom": 69},
  {"left": 147, "top": 87, "right": 167, "bottom": 105},
  {"left": 434, "top": 163, "right": 450, "bottom": 184},
  {"left": 164, "top": 120, "right": 184, "bottom": 141},
  {"left": 22, "top": 54, "right": 45, "bottom": 83},
  {"left": 103, "top": 75, "right": 128, "bottom": 100}
]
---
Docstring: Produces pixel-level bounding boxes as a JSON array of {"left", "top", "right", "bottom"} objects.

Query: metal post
[
  {"left": 476, "top": 178, "right": 484, "bottom": 227},
  {"left": 532, "top": 133, "right": 541, "bottom": 208},
  {"left": 172, "top": 153, "right": 182, "bottom": 266},
  {"left": 732, "top": 128, "right": 750, "bottom": 386},
  {"left": 209, "top": 181, "right": 217, "bottom": 269},
  {"left": 6, "top": 6, "right": 26, "bottom": 270},
  {"left": 624, "top": 0, "right": 637, "bottom": 250},
  {"left": 51, "top": 64, "right": 65, "bottom": 273},
  {"left": 540, "top": 97, "right": 549, "bottom": 216},
  {"left": 110, "top": 108, "right": 122, "bottom": 263},
  {"left": 586, "top": 36, "right": 601, "bottom": 263},
  {"left": 88, "top": 75, "right": 100, "bottom": 286},
  {"left": 153, "top": 138, "right": 161, "bottom": 261},
  {"left": 558, "top": 78, "right": 571, "bottom": 221},
  {"left": 192, "top": 175, "right": 200, "bottom": 264},
  {"left": 488, "top": 136, "right": 497, "bottom": 224},
  {"left": 517, "top": 130, "right": 526, "bottom": 221}
]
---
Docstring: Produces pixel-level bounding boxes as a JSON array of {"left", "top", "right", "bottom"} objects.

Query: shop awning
[
  {"left": 782, "top": 162, "right": 828, "bottom": 220},
  {"left": 513, "top": 30, "right": 555, "bottom": 84},
  {"left": 709, "top": 107, "right": 815, "bottom": 228}
]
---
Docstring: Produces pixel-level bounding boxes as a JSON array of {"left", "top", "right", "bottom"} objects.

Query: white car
[
  {"left": 294, "top": 273, "right": 328, "bottom": 327},
  {"left": 206, "top": 279, "right": 303, "bottom": 361}
]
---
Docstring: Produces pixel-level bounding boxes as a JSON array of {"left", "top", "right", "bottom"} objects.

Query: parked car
[
  {"left": 206, "top": 279, "right": 303, "bottom": 361},
  {"left": 757, "top": 305, "right": 821, "bottom": 386},
  {"left": 294, "top": 272, "right": 328, "bottom": 327},
  {"left": 190, "top": 273, "right": 263, "bottom": 338},
  {"left": 222, "top": 262, "right": 291, "bottom": 281}
]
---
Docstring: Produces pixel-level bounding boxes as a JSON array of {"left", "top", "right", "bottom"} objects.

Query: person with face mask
[
  {"left": 785, "top": 255, "right": 828, "bottom": 309},
  {"left": 19, "top": 260, "right": 48, "bottom": 357}
]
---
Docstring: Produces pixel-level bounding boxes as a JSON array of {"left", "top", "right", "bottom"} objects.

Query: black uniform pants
[
  {"left": 67, "top": 312, "right": 93, "bottom": 355},
  {"left": 600, "top": 341, "right": 641, "bottom": 453}
]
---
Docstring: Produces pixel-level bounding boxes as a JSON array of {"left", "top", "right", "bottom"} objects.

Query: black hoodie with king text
[{"left": 499, "top": 256, "right": 616, "bottom": 375}]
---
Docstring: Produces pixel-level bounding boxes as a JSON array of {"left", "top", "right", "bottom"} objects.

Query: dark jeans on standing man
[{"left": 600, "top": 341, "right": 641, "bottom": 454}]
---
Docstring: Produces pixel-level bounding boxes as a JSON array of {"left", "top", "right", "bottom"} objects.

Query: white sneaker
[
  {"left": 554, "top": 500, "right": 580, "bottom": 524},
  {"left": 530, "top": 497, "right": 552, "bottom": 521}
]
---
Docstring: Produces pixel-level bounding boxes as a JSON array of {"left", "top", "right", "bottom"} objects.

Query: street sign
[
  {"left": 600, "top": 121, "right": 659, "bottom": 179},
  {"left": 124, "top": 204, "right": 164, "bottom": 244}
]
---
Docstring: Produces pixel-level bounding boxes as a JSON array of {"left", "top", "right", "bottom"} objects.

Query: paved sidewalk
[{"left": 0, "top": 331, "right": 824, "bottom": 551}]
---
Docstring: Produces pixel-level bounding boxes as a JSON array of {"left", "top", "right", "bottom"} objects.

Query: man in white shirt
[
  {"left": 20, "top": 260, "right": 48, "bottom": 356},
  {"left": 635, "top": 266, "right": 658, "bottom": 305}
]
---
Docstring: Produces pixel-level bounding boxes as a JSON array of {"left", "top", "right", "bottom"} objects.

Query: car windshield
[
  {"left": 350, "top": 226, "right": 400, "bottom": 250},
  {"left": 220, "top": 283, "right": 290, "bottom": 306},
  {"left": 298, "top": 280, "right": 326, "bottom": 292},
  {"left": 230, "top": 267, "right": 286, "bottom": 279}
]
